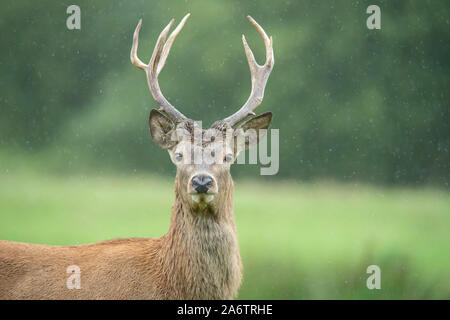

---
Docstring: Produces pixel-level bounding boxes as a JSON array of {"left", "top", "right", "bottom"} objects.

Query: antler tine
[
  {"left": 130, "top": 19, "right": 147, "bottom": 70},
  {"left": 223, "top": 16, "right": 274, "bottom": 127},
  {"left": 158, "top": 13, "right": 191, "bottom": 74},
  {"left": 131, "top": 15, "right": 191, "bottom": 122}
]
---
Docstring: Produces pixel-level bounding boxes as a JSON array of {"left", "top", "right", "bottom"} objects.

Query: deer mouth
[{"left": 190, "top": 193, "right": 215, "bottom": 203}]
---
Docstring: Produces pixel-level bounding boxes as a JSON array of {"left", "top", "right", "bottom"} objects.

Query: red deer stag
[{"left": 0, "top": 13, "right": 274, "bottom": 299}]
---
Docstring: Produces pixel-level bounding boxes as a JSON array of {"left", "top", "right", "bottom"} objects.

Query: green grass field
[{"left": 0, "top": 173, "right": 449, "bottom": 299}]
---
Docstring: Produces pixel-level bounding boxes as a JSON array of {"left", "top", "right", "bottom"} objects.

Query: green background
[{"left": 0, "top": 0, "right": 449, "bottom": 299}]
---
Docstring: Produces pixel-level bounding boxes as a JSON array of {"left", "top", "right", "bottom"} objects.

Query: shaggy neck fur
[{"left": 156, "top": 174, "right": 242, "bottom": 299}]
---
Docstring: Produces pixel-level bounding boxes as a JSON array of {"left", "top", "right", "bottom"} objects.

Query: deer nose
[{"left": 192, "top": 174, "right": 213, "bottom": 194}]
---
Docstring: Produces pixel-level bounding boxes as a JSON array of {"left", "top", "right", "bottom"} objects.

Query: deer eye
[
  {"left": 224, "top": 154, "right": 233, "bottom": 163},
  {"left": 175, "top": 153, "right": 183, "bottom": 162}
]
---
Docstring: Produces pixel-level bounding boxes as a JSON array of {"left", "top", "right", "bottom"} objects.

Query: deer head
[{"left": 130, "top": 14, "right": 274, "bottom": 214}]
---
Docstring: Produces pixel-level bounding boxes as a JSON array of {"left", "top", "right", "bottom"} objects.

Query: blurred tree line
[{"left": 0, "top": 0, "right": 448, "bottom": 186}]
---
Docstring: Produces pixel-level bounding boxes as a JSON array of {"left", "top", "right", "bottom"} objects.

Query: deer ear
[
  {"left": 149, "top": 109, "right": 178, "bottom": 149},
  {"left": 233, "top": 112, "right": 272, "bottom": 152}
]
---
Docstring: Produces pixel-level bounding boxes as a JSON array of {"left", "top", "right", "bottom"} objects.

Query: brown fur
[
  {"left": 0, "top": 173, "right": 241, "bottom": 299},
  {"left": 0, "top": 110, "right": 272, "bottom": 300},
  {"left": 1, "top": 13, "right": 276, "bottom": 299}
]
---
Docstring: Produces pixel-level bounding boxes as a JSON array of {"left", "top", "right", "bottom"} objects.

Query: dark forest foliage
[{"left": 1, "top": 1, "right": 448, "bottom": 185}]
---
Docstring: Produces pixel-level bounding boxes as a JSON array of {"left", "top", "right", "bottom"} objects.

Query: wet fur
[
  {"left": 0, "top": 174, "right": 241, "bottom": 299},
  {"left": 0, "top": 114, "right": 272, "bottom": 300}
]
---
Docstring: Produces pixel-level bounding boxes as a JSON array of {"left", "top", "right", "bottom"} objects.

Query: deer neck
[{"left": 157, "top": 175, "right": 242, "bottom": 299}]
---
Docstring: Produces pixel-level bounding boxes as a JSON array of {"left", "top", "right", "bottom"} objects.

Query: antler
[
  {"left": 131, "top": 14, "right": 191, "bottom": 122},
  {"left": 223, "top": 16, "right": 274, "bottom": 127}
]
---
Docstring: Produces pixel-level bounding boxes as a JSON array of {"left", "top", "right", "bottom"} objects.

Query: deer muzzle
[{"left": 189, "top": 173, "right": 217, "bottom": 203}]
